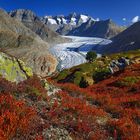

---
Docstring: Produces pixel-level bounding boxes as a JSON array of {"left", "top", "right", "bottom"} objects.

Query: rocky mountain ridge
[
  {"left": 42, "top": 13, "right": 94, "bottom": 34},
  {"left": 68, "top": 19, "right": 124, "bottom": 39},
  {"left": 102, "top": 21, "right": 140, "bottom": 54},
  {"left": 42, "top": 13, "right": 124, "bottom": 38},
  {"left": 9, "top": 9, "right": 69, "bottom": 44}
]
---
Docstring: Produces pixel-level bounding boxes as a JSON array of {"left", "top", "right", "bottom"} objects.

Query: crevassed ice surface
[{"left": 50, "top": 36, "right": 112, "bottom": 71}]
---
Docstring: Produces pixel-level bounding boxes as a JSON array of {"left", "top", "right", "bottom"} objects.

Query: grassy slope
[{"left": 54, "top": 49, "right": 140, "bottom": 86}]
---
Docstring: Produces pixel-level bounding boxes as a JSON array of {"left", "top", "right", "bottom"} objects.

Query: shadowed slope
[{"left": 0, "top": 9, "right": 57, "bottom": 77}]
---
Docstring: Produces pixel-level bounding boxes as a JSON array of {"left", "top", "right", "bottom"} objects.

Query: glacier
[{"left": 50, "top": 36, "right": 112, "bottom": 71}]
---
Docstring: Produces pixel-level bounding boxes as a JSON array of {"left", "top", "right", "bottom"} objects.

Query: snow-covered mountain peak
[
  {"left": 42, "top": 13, "right": 94, "bottom": 27},
  {"left": 41, "top": 13, "right": 122, "bottom": 38},
  {"left": 47, "top": 18, "right": 57, "bottom": 25},
  {"left": 80, "top": 14, "right": 90, "bottom": 22}
]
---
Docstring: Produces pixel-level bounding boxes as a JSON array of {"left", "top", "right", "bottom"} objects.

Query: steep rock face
[
  {"left": 0, "top": 51, "right": 33, "bottom": 83},
  {"left": 9, "top": 9, "right": 68, "bottom": 44},
  {"left": 0, "top": 9, "right": 57, "bottom": 77},
  {"left": 68, "top": 19, "right": 124, "bottom": 39},
  {"left": 102, "top": 21, "right": 140, "bottom": 54},
  {"left": 42, "top": 13, "right": 123, "bottom": 38}
]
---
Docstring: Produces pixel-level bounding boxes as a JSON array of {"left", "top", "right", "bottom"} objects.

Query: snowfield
[{"left": 50, "top": 36, "right": 112, "bottom": 70}]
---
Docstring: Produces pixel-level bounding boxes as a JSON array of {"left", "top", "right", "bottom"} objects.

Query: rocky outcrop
[
  {"left": 9, "top": 9, "right": 69, "bottom": 44},
  {"left": 0, "top": 9, "right": 57, "bottom": 77},
  {"left": 0, "top": 51, "right": 32, "bottom": 83},
  {"left": 42, "top": 126, "right": 72, "bottom": 140}
]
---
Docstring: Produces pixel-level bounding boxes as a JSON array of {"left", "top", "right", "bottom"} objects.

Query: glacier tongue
[{"left": 50, "top": 36, "right": 111, "bottom": 71}]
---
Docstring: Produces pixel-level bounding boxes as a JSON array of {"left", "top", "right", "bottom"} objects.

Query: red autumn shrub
[
  {"left": 0, "top": 94, "right": 38, "bottom": 139},
  {"left": 108, "top": 117, "right": 140, "bottom": 139},
  {"left": 18, "top": 75, "right": 46, "bottom": 94},
  {"left": 50, "top": 64, "right": 140, "bottom": 139},
  {"left": 0, "top": 64, "right": 140, "bottom": 139},
  {"left": 46, "top": 91, "right": 108, "bottom": 139},
  {"left": 17, "top": 75, "right": 48, "bottom": 101}
]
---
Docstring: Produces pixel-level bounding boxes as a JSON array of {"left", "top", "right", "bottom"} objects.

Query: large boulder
[{"left": 0, "top": 52, "right": 32, "bottom": 83}]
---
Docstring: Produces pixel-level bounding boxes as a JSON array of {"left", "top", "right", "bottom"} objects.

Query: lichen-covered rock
[
  {"left": 17, "top": 59, "right": 33, "bottom": 77},
  {"left": 0, "top": 52, "right": 33, "bottom": 83}
]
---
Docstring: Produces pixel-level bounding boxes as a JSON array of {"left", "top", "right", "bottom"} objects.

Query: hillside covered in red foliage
[
  {"left": 0, "top": 64, "right": 140, "bottom": 139},
  {"left": 53, "top": 64, "right": 140, "bottom": 139}
]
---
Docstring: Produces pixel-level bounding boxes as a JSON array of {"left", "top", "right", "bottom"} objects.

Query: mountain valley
[
  {"left": 50, "top": 36, "right": 111, "bottom": 70},
  {"left": 0, "top": 5, "right": 140, "bottom": 140}
]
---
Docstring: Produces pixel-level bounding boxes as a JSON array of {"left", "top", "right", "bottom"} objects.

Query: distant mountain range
[
  {"left": 0, "top": 8, "right": 140, "bottom": 76},
  {"left": 9, "top": 10, "right": 125, "bottom": 39},
  {"left": 42, "top": 13, "right": 124, "bottom": 39},
  {"left": 42, "top": 13, "right": 93, "bottom": 34}
]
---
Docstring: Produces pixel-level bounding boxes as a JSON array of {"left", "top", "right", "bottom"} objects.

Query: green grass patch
[
  {"left": 115, "top": 76, "right": 140, "bottom": 87},
  {"left": 56, "top": 69, "right": 71, "bottom": 81}
]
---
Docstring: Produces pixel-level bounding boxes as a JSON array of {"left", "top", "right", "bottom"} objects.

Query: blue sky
[{"left": 0, "top": 0, "right": 140, "bottom": 25}]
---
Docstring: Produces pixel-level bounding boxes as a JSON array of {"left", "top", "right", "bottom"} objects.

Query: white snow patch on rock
[
  {"left": 57, "top": 18, "right": 61, "bottom": 24},
  {"left": 48, "top": 19, "right": 57, "bottom": 24},
  {"left": 80, "top": 15, "right": 89, "bottom": 23},
  {"left": 62, "top": 18, "right": 68, "bottom": 24}
]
